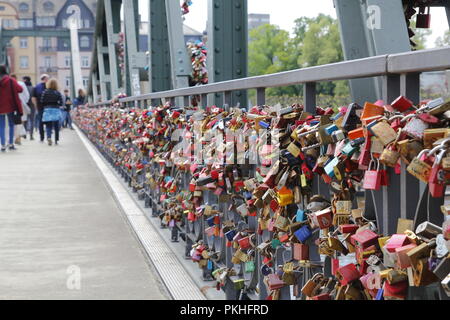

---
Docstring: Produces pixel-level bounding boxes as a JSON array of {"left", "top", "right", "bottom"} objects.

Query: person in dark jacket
[
  {"left": 40, "top": 78, "right": 63, "bottom": 146},
  {"left": 23, "top": 76, "right": 36, "bottom": 140},
  {"left": 0, "top": 65, "right": 23, "bottom": 151},
  {"left": 73, "top": 89, "right": 86, "bottom": 108},
  {"left": 32, "top": 74, "right": 49, "bottom": 142}
]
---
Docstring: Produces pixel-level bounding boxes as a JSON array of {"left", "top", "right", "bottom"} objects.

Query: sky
[{"left": 137, "top": 0, "right": 449, "bottom": 48}]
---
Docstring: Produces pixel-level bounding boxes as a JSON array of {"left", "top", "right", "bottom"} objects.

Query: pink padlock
[
  {"left": 385, "top": 234, "right": 410, "bottom": 253},
  {"left": 395, "top": 244, "right": 417, "bottom": 268}
]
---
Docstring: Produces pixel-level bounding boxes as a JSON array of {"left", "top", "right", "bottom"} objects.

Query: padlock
[
  {"left": 415, "top": 221, "right": 442, "bottom": 240},
  {"left": 391, "top": 96, "right": 413, "bottom": 112},
  {"left": 369, "top": 120, "right": 397, "bottom": 146},
  {"left": 416, "top": 6, "right": 431, "bottom": 29},
  {"left": 293, "top": 243, "right": 309, "bottom": 261},
  {"left": 407, "top": 149, "right": 432, "bottom": 183},
  {"left": 428, "top": 149, "right": 446, "bottom": 198},
  {"left": 379, "top": 144, "right": 400, "bottom": 167},
  {"left": 362, "top": 159, "right": 381, "bottom": 190},
  {"left": 335, "top": 263, "right": 360, "bottom": 286},
  {"left": 350, "top": 229, "right": 379, "bottom": 249}
]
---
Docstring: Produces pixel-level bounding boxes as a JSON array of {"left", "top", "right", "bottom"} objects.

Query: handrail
[{"left": 117, "top": 46, "right": 450, "bottom": 104}]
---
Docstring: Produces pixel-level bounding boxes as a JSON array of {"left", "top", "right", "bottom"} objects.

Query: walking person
[
  {"left": 0, "top": 66, "right": 23, "bottom": 152},
  {"left": 23, "top": 76, "right": 36, "bottom": 140},
  {"left": 32, "top": 74, "right": 49, "bottom": 142},
  {"left": 11, "top": 74, "right": 30, "bottom": 146},
  {"left": 41, "top": 78, "right": 63, "bottom": 146},
  {"left": 62, "top": 89, "right": 73, "bottom": 129}
]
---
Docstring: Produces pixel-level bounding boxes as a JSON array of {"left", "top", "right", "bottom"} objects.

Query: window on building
[
  {"left": 36, "top": 17, "right": 55, "bottom": 27},
  {"left": 43, "top": 37, "right": 51, "bottom": 48},
  {"left": 20, "top": 38, "right": 28, "bottom": 49},
  {"left": 0, "top": 6, "right": 5, "bottom": 11},
  {"left": 65, "top": 56, "right": 71, "bottom": 68},
  {"left": 84, "top": 20, "right": 90, "bottom": 28},
  {"left": 83, "top": 77, "right": 89, "bottom": 88},
  {"left": 19, "top": 19, "right": 33, "bottom": 28},
  {"left": 44, "top": 56, "right": 52, "bottom": 68},
  {"left": 80, "top": 36, "right": 90, "bottom": 48},
  {"left": 81, "top": 56, "right": 89, "bottom": 68},
  {"left": 2, "top": 19, "right": 14, "bottom": 29},
  {"left": 65, "top": 77, "right": 71, "bottom": 88},
  {"left": 19, "top": 3, "right": 29, "bottom": 12},
  {"left": 62, "top": 19, "right": 67, "bottom": 28},
  {"left": 20, "top": 56, "right": 29, "bottom": 69},
  {"left": 63, "top": 40, "right": 69, "bottom": 48},
  {"left": 43, "top": 1, "right": 54, "bottom": 12}
]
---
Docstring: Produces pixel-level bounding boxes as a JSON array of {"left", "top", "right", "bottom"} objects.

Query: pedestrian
[
  {"left": 23, "top": 76, "right": 36, "bottom": 140},
  {"left": 32, "top": 74, "right": 49, "bottom": 142},
  {"left": 0, "top": 65, "right": 23, "bottom": 152},
  {"left": 11, "top": 74, "right": 30, "bottom": 145},
  {"left": 62, "top": 89, "right": 73, "bottom": 129},
  {"left": 41, "top": 78, "right": 63, "bottom": 146},
  {"left": 73, "top": 89, "right": 86, "bottom": 108}
]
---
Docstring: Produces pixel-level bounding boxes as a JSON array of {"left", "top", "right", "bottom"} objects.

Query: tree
[
  {"left": 409, "top": 21, "right": 431, "bottom": 50},
  {"left": 294, "top": 14, "right": 349, "bottom": 96},
  {"left": 435, "top": 30, "right": 450, "bottom": 47},
  {"left": 248, "top": 24, "right": 299, "bottom": 96}
]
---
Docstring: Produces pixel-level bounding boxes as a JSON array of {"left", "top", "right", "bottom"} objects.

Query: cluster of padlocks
[{"left": 75, "top": 96, "right": 450, "bottom": 300}]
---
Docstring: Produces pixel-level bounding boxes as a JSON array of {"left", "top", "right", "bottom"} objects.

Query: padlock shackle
[
  {"left": 400, "top": 114, "right": 416, "bottom": 123},
  {"left": 417, "top": 148, "right": 430, "bottom": 159},
  {"left": 428, "top": 144, "right": 444, "bottom": 157}
]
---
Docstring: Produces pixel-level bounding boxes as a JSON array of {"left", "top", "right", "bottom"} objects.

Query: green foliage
[
  {"left": 435, "top": 30, "right": 450, "bottom": 47},
  {"left": 409, "top": 21, "right": 431, "bottom": 50},
  {"left": 248, "top": 14, "right": 350, "bottom": 103}
]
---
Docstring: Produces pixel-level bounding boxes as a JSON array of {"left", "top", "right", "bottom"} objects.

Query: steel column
[
  {"left": 149, "top": 0, "right": 171, "bottom": 93},
  {"left": 123, "top": 0, "right": 144, "bottom": 96},
  {"left": 104, "top": 0, "right": 123, "bottom": 96},
  {"left": 256, "top": 88, "right": 266, "bottom": 106},
  {"left": 96, "top": 38, "right": 109, "bottom": 101},
  {"left": 207, "top": 0, "right": 248, "bottom": 108}
]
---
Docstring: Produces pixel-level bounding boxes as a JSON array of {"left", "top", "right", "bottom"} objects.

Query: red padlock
[
  {"left": 293, "top": 243, "right": 309, "bottom": 261},
  {"left": 428, "top": 149, "right": 446, "bottom": 198},
  {"left": 362, "top": 159, "right": 381, "bottom": 190},
  {"left": 380, "top": 169, "right": 390, "bottom": 186},
  {"left": 238, "top": 236, "right": 251, "bottom": 250},
  {"left": 335, "top": 263, "right": 360, "bottom": 285},
  {"left": 391, "top": 96, "right": 413, "bottom": 112},
  {"left": 416, "top": 6, "right": 431, "bottom": 29},
  {"left": 385, "top": 234, "right": 410, "bottom": 253},
  {"left": 339, "top": 224, "right": 359, "bottom": 234},
  {"left": 350, "top": 229, "right": 379, "bottom": 249}
]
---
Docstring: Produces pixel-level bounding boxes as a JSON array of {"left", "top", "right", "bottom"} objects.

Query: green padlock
[{"left": 244, "top": 261, "right": 255, "bottom": 273}]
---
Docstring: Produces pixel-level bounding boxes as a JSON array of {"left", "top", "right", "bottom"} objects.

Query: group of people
[{"left": 0, "top": 65, "right": 86, "bottom": 150}]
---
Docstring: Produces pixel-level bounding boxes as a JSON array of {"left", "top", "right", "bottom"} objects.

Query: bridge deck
[{"left": 0, "top": 129, "right": 168, "bottom": 300}]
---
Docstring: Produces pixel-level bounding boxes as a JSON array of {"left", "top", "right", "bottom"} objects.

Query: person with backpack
[{"left": 0, "top": 65, "right": 23, "bottom": 152}]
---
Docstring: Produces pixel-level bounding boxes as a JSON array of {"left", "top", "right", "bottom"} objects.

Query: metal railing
[{"left": 86, "top": 47, "right": 450, "bottom": 300}]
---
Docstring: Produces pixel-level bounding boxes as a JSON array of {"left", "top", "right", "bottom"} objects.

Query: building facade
[
  {"left": 0, "top": 0, "right": 95, "bottom": 93},
  {"left": 248, "top": 13, "right": 270, "bottom": 30}
]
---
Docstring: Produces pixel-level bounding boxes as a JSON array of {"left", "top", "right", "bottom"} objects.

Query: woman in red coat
[{"left": 0, "top": 65, "right": 23, "bottom": 151}]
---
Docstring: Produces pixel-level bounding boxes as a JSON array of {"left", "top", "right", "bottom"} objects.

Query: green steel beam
[
  {"left": 97, "top": 37, "right": 109, "bottom": 101},
  {"left": 149, "top": 0, "right": 171, "bottom": 95},
  {"left": 2, "top": 29, "right": 70, "bottom": 39},
  {"left": 165, "top": 0, "right": 191, "bottom": 92},
  {"left": 207, "top": 0, "right": 248, "bottom": 108},
  {"left": 334, "top": 0, "right": 411, "bottom": 104},
  {"left": 104, "top": 0, "right": 123, "bottom": 96},
  {"left": 123, "top": 0, "right": 145, "bottom": 96}
]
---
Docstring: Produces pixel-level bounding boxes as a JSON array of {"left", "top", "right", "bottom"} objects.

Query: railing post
[
  {"left": 224, "top": 91, "right": 232, "bottom": 109},
  {"left": 201, "top": 94, "right": 208, "bottom": 109},
  {"left": 183, "top": 96, "right": 190, "bottom": 107},
  {"left": 256, "top": 88, "right": 266, "bottom": 106},
  {"left": 400, "top": 73, "right": 422, "bottom": 222},
  {"left": 303, "top": 82, "right": 316, "bottom": 114}
]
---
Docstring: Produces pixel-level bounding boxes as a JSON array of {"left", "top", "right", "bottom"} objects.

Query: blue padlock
[
  {"left": 225, "top": 229, "right": 236, "bottom": 242},
  {"left": 375, "top": 288, "right": 384, "bottom": 300},
  {"left": 324, "top": 157, "right": 339, "bottom": 177},
  {"left": 294, "top": 225, "right": 312, "bottom": 242},
  {"left": 324, "top": 124, "right": 338, "bottom": 135},
  {"left": 296, "top": 209, "right": 305, "bottom": 222},
  {"left": 206, "top": 216, "right": 215, "bottom": 227}
]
